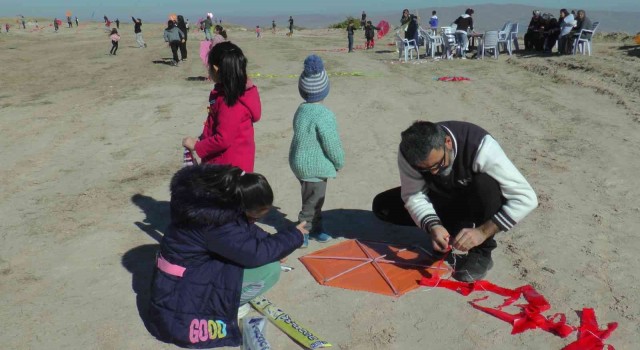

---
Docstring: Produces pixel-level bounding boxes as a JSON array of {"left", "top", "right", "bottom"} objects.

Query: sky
[{"left": 3, "top": 0, "right": 639, "bottom": 21}]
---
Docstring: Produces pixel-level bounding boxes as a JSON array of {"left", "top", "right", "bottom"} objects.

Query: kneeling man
[{"left": 373, "top": 121, "right": 538, "bottom": 281}]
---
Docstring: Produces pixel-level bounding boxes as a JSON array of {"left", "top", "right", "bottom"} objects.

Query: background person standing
[{"left": 131, "top": 17, "right": 146, "bottom": 48}]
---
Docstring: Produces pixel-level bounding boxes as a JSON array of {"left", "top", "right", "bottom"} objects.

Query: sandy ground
[{"left": 1, "top": 21, "right": 640, "bottom": 349}]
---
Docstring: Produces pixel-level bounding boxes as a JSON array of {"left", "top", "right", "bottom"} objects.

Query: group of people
[
  {"left": 145, "top": 21, "right": 538, "bottom": 348},
  {"left": 524, "top": 9, "right": 593, "bottom": 54},
  {"left": 148, "top": 37, "right": 345, "bottom": 346}
]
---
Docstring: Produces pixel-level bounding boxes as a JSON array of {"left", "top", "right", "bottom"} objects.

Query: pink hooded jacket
[{"left": 194, "top": 80, "right": 262, "bottom": 172}]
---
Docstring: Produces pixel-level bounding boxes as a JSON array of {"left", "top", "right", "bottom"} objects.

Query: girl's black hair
[
  {"left": 169, "top": 165, "right": 273, "bottom": 226},
  {"left": 215, "top": 25, "right": 227, "bottom": 39},
  {"left": 109, "top": 28, "right": 118, "bottom": 35},
  {"left": 177, "top": 15, "right": 186, "bottom": 30},
  {"left": 208, "top": 41, "right": 248, "bottom": 106},
  {"left": 236, "top": 172, "right": 274, "bottom": 211},
  {"left": 166, "top": 20, "right": 175, "bottom": 30}
]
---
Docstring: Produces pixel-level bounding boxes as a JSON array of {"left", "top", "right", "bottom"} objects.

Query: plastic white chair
[
  {"left": 395, "top": 33, "right": 419, "bottom": 61},
  {"left": 497, "top": 21, "right": 512, "bottom": 54},
  {"left": 479, "top": 31, "right": 499, "bottom": 59},
  {"left": 509, "top": 22, "right": 520, "bottom": 52},
  {"left": 572, "top": 21, "right": 599, "bottom": 56},
  {"left": 441, "top": 32, "right": 457, "bottom": 59},
  {"left": 419, "top": 27, "right": 442, "bottom": 58}
]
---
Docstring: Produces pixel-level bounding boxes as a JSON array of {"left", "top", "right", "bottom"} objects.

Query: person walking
[
  {"left": 53, "top": 18, "right": 59, "bottom": 32},
  {"left": 203, "top": 14, "right": 213, "bottom": 40},
  {"left": 163, "top": 20, "right": 185, "bottom": 66},
  {"left": 131, "top": 17, "right": 146, "bottom": 48},
  {"left": 114, "top": 18, "right": 119, "bottom": 29},
  {"left": 288, "top": 16, "right": 294, "bottom": 36},
  {"left": 67, "top": 16, "right": 72, "bottom": 28},
  {"left": 272, "top": 19, "right": 276, "bottom": 34},
  {"left": 75, "top": 16, "right": 79, "bottom": 27},
  {"left": 176, "top": 15, "right": 188, "bottom": 61},
  {"left": 109, "top": 28, "right": 120, "bottom": 55}
]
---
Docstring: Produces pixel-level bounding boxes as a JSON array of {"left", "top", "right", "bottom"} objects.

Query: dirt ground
[{"left": 1, "top": 21, "right": 639, "bottom": 349}]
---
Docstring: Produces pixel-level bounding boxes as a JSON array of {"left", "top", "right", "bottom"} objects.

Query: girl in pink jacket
[
  {"left": 109, "top": 28, "right": 120, "bottom": 55},
  {"left": 183, "top": 42, "right": 262, "bottom": 172}
]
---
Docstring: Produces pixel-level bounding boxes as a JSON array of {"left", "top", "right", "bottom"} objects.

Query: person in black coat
[
  {"left": 176, "top": 15, "right": 188, "bottom": 60},
  {"left": 148, "top": 165, "right": 306, "bottom": 348}
]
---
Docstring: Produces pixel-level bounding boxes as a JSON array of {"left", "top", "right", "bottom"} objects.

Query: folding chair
[
  {"left": 479, "top": 31, "right": 499, "bottom": 59},
  {"left": 395, "top": 33, "right": 419, "bottom": 61},
  {"left": 497, "top": 21, "right": 512, "bottom": 54},
  {"left": 572, "top": 21, "right": 599, "bottom": 56}
]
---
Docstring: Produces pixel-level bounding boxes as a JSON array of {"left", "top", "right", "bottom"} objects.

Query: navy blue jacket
[{"left": 148, "top": 168, "right": 303, "bottom": 348}]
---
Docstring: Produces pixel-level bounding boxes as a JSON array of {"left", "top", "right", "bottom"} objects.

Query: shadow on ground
[
  {"left": 131, "top": 193, "right": 169, "bottom": 242},
  {"left": 618, "top": 44, "right": 640, "bottom": 58},
  {"left": 122, "top": 243, "right": 159, "bottom": 332},
  {"left": 260, "top": 207, "right": 429, "bottom": 247}
]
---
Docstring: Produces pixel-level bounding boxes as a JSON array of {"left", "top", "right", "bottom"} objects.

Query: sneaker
[
  {"left": 299, "top": 233, "right": 309, "bottom": 249},
  {"left": 237, "top": 303, "right": 251, "bottom": 320},
  {"left": 452, "top": 252, "right": 493, "bottom": 282},
  {"left": 310, "top": 232, "right": 333, "bottom": 243}
]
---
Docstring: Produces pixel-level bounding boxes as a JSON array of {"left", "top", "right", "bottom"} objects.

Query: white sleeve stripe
[
  {"left": 493, "top": 214, "right": 511, "bottom": 231},
  {"left": 497, "top": 209, "right": 517, "bottom": 226}
]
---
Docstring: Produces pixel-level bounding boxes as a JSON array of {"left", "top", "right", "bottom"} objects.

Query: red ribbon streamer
[
  {"left": 437, "top": 76, "right": 471, "bottom": 82},
  {"left": 419, "top": 274, "right": 616, "bottom": 348}
]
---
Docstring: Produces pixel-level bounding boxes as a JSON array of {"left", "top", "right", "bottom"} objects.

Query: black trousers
[
  {"left": 169, "top": 40, "right": 181, "bottom": 63},
  {"left": 372, "top": 173, "right": 503, "bottom": 255},
  {"left": 110, "top": 41, "right": 118, "bottom": 55},
  {"left": 179, "top": 40, "right": 187, "bottom": 60}
]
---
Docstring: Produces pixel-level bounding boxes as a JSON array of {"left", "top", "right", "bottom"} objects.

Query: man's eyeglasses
[{"left": 417, "top": 150, "right": 447, "bottom": 174}]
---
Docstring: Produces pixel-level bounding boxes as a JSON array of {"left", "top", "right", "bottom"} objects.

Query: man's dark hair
[
  {"left": 400, "top": 121, "right": 446, "bottom": 166},
  {"left": 432, "top": 11, "right": 437, "bottom": 15}
]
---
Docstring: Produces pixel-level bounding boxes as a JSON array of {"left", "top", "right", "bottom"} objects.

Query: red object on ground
[
  {"left": 419, "top": 272, "right": 617, "bottom": 349},
  {"left": 437, "top": 76, "right": 471, "bottom": 82},
  {"left": 300, "top": 240, "right": 452, "bottom": 297}
]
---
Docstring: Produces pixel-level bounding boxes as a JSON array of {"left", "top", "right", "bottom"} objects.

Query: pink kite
[
  {"left": 377, "top": 20, "right": 389, "bottom": 39},
  {"left": 200, "top": 40, "right": 212, "bottom": 67}
]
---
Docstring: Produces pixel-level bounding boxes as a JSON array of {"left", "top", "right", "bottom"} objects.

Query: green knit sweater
[{"left": 289, "top": 103, "right": 345, "bottom": 180}]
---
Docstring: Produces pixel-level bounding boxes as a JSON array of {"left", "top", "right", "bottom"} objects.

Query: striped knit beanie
[{"left": 298, "top": 55, "right": 330, "bottom": 103}]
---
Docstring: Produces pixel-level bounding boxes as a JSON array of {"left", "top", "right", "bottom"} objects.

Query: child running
[
  {"left": 289, "top": 55, "right": 345, "bottom": 246},
  {"left": 183, "top": 41, "right": 262, "bottom": 172},
  {"left": 148, "top": 164, "right": 306, "bottom": 348},
  {"left": 109, "top": 28, "right": 120, "bottom": 55}
]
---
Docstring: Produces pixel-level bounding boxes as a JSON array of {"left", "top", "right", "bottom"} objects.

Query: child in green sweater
[{"left": 289, "top": 55, "right": 345, "bottom": 246}]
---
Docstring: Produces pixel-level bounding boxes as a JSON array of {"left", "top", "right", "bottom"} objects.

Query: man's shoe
[
  {"left": 452, "top": 252, "right": 493, "bottom": 282},
  {"left": 310, "top": 232, "right": 333, "bottom": 243}
]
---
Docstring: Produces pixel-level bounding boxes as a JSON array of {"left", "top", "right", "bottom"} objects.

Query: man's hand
[
  {"left": 429, "top": 225, "right": 450, "bottom": 253},
  {"left": 452, "top": 221, "right": 499, "bottom": 252}
]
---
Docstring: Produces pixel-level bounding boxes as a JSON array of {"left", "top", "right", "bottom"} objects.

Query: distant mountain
[{"left": 225, "top": 4, "right": 640, "bottom": 34}]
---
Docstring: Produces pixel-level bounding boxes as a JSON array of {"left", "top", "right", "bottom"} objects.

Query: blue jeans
[
  {"left": 204, "top": 28, "right": 213, "bottom": 40},
  {"left": 348, "top": 34, "right": 354, "bottom": 52},
  {"left": 455, "top": 32, "right": 468, "bottom": 56}
]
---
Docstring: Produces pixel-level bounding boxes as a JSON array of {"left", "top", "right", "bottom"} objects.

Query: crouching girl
[{"left": 148, "top": 164, "right": 306, "bottom": 348}]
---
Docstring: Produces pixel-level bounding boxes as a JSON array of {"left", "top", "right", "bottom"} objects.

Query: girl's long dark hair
[
  {"left": 169, "top": 165, "right": 273, "bottom": 226},
  {"left": 208, "top": 41, "right": 248, "bottom": 106},
  {"left": 166, "top": 20, "right": 175, "bottom": 30},
  {"left": 177, "top": 15, "right": 186, "bottom": 31}
]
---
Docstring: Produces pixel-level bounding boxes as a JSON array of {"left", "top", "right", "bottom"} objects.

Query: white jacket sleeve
[
  {"left": 398, "top": 149, "right": 442, "bottom": 232},
  {"left": 473, "top": 136, "right": 538, "bottom": 231}
]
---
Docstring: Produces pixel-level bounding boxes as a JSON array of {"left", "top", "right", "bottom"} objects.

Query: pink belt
[{"left": 157, "top": 254, "right": 186, "bottom": 277}]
